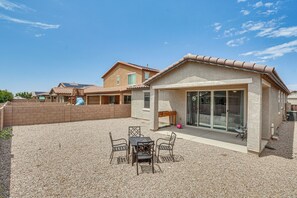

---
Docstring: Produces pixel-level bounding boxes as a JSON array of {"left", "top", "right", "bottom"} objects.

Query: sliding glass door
[
  {"left": 198, "top": 91, "right": 211, "bottom": 128},
  {"left": 186, "top": 90, "right": 245, "bottom": 132},
  {"left": 213, "top": 91, "right": 227, "bottom": 130},
  {"left": 227, "top": 90, "right": 244, "bottom": 132}
]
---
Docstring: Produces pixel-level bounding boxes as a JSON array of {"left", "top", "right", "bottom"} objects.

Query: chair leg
[
  {"left": 110, "top": 151, "right": 114, "bottom": 164},
  {"left": 152, "top": 156, "right": 154, "bottom": 174},
  {"left": 126, "top": 150, "right": 129, "bottom": 164},
  {"left": 136, "top": 158, "right": 139, "bottom": 175},
  {"left": 157, "top": 148, "right": 160, "bottom": 163},
  {"left": 170, "top": 149, "right": 174, "bottom": 162}
]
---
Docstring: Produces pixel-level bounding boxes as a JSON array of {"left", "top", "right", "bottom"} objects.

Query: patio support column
[
  {"left": 247, "top": 78, "right": 262, "bottom": 154},
  {"left": 119, "top": 93, "right": 124, "bottom": 104},
  {"left": 150, "top": 88, "right": 159, "bottom": 131},
  {"left": 99, "top": 95, "right": 102, "bottom": 105}
]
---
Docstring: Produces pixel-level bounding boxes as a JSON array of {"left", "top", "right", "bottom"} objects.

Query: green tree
[
  {"left": 15, "top": 92, "right": 32, "bottom": 99},
  {"left": 0, "top": 90, "right": 13, "bottom": 103}
]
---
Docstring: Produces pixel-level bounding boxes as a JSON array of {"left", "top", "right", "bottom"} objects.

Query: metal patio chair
[
  {"left": 128, "top": 126, "right": 142, "bottom": 154},
  {"left": 235, "top": 123, "right": 247, "bottom": 140},
  {"left": 156, "top": 132, "right": 176, "bottom": 162},
  {"left": 134, "top": 141, "right": 155, "bottom": 175},
  {"left": 109, "top": 132, "right": 129, "bottom": 164}
]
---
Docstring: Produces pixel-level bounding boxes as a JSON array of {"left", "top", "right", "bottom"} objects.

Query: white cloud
[
  {"left": 223, "top": 28, "right": 236, "bottom": 37},
  {"left": 212, "top": 22, "right": 222, "bottom": 32},
  {"left": 241, "top": 40, "right": 297, "bottom": 60},
  {"left": 0, "top": 14, "right": 60, "bottom": 29},
  {"left": 164, "top": 41, "right": 168, "bottom": 45},
  {"left": 226, "top": 37, "right": 248, "bottom": 47},
  {"left": 264, "top": 2, "right": 274, "bottom": 7},
  {"left": 35, "top": 33, "right": 45, "bottom": 37},
  {"left": 258, "top": 26, "right": 297, "bottom": 38},
  {"left": 240, "top": 10, "right": 250, "bottom": 15},
  {"left": 0, "top": 0, "right": 32, "bottom": 11},
  {"left": 237, "top": 0, "right": 247, "bottom": 3},
  {"left": 253, "top": 1, "right": 263, "bottom": 8}
]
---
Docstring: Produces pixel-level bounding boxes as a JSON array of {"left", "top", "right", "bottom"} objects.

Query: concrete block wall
[{"left": 2, "top": 103, "right": 131, "bottom": 127}]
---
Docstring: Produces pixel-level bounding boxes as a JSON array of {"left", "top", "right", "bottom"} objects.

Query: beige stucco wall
[
  {"left": 132, "top": 61, "right": 287, "bottom": 153},
  {"left": 103, "top": 63, "right": 143, "bottom": 88},
  {"left": 103, "top": 63, "right": 158, "bottom": 88}
]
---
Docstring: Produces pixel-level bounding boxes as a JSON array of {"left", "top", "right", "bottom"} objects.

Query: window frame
[
  {"left": 128, "top": 72, "right": 136, "bottom": 85},
  {"left": 116, "top": 75, "right": 120, "bottom": 86},
  {"left": 144, "top": 71, "right": 150, "bottom": 80},
  {"left": 143, "top": 91, "right": 150, "bottom": 109}
]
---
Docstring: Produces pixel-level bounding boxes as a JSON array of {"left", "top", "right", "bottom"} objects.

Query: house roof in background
[
  {"left": 127, "top": 84, "right": 149, "bottom": 90},
  {"left": 58, "top": 82, "right": 94, "bottom": 89},
  {"left": 101, "top": 61, "right": 159, "bottom": 78},
  {"left": 144, "top": 54, "right": 290, "bottom": 94},
  {"left": 50, "top": 87, "right": 74, "bottom": 95},
  {"left": 32, "top": 91, "right": 50, "bottom": 96}
]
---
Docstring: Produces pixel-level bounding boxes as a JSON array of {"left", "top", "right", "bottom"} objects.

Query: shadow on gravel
[
  {"left": 261, "top": 121, "right": 295, "bottom": 159},
  {"left": 0, "top": 138, "right": 12, "bottom": 198},
  {"left": 157, "top": 154, "right": 184, "bottom": 163}
]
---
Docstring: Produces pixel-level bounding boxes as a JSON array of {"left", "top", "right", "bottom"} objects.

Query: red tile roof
[
  {"left": 144, "top": 54, "right": 290, "bottom": 94},
  {"left": 101, "top": 61, "right": 159, "bottom": 78}
]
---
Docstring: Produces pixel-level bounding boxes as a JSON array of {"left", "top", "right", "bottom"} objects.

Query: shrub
[
  {"left": 0, "top": 90, "right": 13, "bottom": 103},
  {"left": 0, "top": 127, "right": 13, "bottom": 140}
]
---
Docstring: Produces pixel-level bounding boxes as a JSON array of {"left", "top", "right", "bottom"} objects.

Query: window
[
  {"left": 144, "top": 72, "right": 150, "bottom": 80},
  {"left": 144, "top": 92, "right": 150, "bottom": 109},
  {"left": 124, "top": 95, "right": 131, "bottom": 104},
  {"left": 128, "top": 73, "right": 136, "bottom": 85},
  {"left": 116, "top": 75, "right": 120, "bottom": 85}
]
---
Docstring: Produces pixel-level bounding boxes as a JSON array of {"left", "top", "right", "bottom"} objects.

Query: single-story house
[
  {"left": 32, "top": 91, "right": 50, "bottom": 101},
  {"left": 131, "top": 54, "right": 289, "bottom": 154},
  {"left": 49, "top": 82, "right": 93, "bottom": 103}
]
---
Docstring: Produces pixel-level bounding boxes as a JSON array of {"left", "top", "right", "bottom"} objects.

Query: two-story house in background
[{"left": 84, "top": 61, "right": 159, "bottom": 105}]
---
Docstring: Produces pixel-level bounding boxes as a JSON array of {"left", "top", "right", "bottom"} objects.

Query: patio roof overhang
[{"left": 151, "top": 78, "right": 253, "bottom": 90}]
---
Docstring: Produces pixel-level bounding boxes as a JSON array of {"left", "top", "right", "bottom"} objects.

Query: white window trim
[
  {"left": 144, "top": 71, "right": 150, "bottom": 80},
  {"left": 143, "top": 90, "right": 150, "bottom": 109},
  {"left": 116, "top": 75, "right": 120, "bottom": 86},
  {"left": 128, "top": 72, "right": 137, "bottom": 86}
]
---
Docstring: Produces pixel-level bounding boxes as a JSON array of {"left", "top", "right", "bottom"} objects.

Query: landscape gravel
[{"left": 0, "top": 118, "right": 297, "bottom": 197}]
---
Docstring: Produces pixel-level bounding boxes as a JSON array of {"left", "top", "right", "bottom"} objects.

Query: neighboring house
[
  {"left": 84, "top": 61, "right": 159, "bottom": 105},
  {"left": 288, "top": 91, "right": 297, "bottom": 111},
  {"left": 32, "top": 91, "right": 50, "bottom": 101},
  {"left": 131, "top": 54, "right": 289, "bottom": 154},
  {"left": 49, "top": 82, "right": 91, "bottom": 103},
  {"left": 57, "top": 82, "right": 94, "bottom": 89}
]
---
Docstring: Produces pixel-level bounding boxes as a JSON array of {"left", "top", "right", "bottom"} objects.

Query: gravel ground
[{"left": 0, "top": 118, "right": 297, "bottom": 198}]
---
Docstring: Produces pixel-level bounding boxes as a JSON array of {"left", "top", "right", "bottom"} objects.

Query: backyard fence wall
[{"left": 3, "top": 102, "right": 131, "bottom": 127}]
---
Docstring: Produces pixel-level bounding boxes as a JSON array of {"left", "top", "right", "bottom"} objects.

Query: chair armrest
[
  {"left": 113, "top": 138, "right": 127, "bottom": 144},
  {"left": 156, "top": 138, "right": 169, "bottom": 145}
]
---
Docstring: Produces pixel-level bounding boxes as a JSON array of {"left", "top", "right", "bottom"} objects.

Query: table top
[{"left": 129, "top": 136, "right": 152, "bottom": 146}]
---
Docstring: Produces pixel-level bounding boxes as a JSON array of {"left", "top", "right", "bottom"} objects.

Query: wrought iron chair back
[
  {"left": 128, "top": 126, "right": 142, "bottom": 137},
  {"left": 169, "top": 132, "right": 177, "bottom": 146},
  {"left": 136, "top": 141, "right": 154, "bottom": 155}
]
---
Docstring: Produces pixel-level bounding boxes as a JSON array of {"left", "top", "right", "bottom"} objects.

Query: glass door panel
[
  {"left": 198, "top": 91, "right": 211, "bottom": 128},
  {"left": 213, "top": 91, "right": 227, "bottom": 130},
  {"left": 186, "top": 92, "right": 198, "bottom": 126},
  {"left": 228, "top": 90, "right": 244, "bottom": 132}
]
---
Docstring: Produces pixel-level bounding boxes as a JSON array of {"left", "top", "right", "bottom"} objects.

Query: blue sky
[{"left": 0, "top": 0, "right": 297, "bottom": 93}]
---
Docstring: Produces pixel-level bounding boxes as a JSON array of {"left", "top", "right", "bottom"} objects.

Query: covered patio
[{"left": 157, "top": 125, "right": 247, "bottom": 153}]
